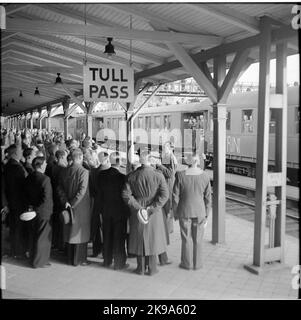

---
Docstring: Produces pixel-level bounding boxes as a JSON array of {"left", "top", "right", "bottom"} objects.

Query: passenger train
[{"left": 48, "top": 86, "right": 299, "bottom": 185}]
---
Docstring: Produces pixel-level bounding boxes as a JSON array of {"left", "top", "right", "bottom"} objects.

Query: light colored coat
[
  {"left": 122, "top": 165, "right": 169, "bottom": 256},
  {"left": 172, "top": 167, "right": 212, "bottom": 222},
  {"left": 57, "top": 164, "right": 91, "bottom": 244}
]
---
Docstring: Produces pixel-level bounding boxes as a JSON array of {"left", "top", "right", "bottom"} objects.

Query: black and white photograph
[{"left": 0, "top": 0, "right": 300, "bottom": 306}]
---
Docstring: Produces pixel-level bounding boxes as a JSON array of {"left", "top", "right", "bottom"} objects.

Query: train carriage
[{"left": 49, "top": 85, "right": 299, "bottom": 185}]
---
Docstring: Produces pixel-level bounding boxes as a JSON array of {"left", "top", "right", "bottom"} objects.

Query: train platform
[{"left": 1, "top": 210, "right": 299, "bottom": 300}]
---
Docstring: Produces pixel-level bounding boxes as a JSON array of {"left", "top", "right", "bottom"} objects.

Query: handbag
[{"left": 60, "top": 207, "right": 74, "bottom": 225}]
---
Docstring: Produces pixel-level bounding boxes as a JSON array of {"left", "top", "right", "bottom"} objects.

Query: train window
[
  {"left": 226, "top": 111, "right": 231, "bottom": 131},
  {"left": 133, "top": 118, "right": 138, "bottom": 129},
  {"left": 138, "top": 117, "right": 144, "bottom": 129},
  {"left": 269, "top": 109, "right": 277, "bottom": 134},
  {"left": 295, "top": 107, "right": 299, "bottom": 134},
  {"left": 209, "top": 112, "right": 213, "bottom": 131},
  {"left": 154, "top": 116, "right": 161, "bottom": 129},
  {"left": 145, "top": 116, "right": 151, "bottom": 131},
  {"left": 163, "top": 115, "right": 171, "bottom": 130},
  {"left": 242, "top": 109, "right": 254, "bottom": 133},
  {"left": 112, "top": 118, "right": 118, "bottom": 130}
]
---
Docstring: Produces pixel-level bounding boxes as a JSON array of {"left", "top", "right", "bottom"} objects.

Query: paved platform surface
[{"left": 1, "top": 212, "right": 299, "bottom": 300}]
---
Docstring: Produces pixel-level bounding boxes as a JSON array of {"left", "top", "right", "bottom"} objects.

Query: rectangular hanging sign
[{"left": 83, "top": 64, "right": 134, "bottom": 102}]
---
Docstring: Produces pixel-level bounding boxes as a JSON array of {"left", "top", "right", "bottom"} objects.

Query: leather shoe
[
  {"left": 146, "top": 269, "right": 159, "bottom": 276},
  {"left": 80, "top": 261, "right": 91, "bottom": 266},
  {"left": 132, "top": 268, "right": 144, "bottom": 275},
  {"left": 160, "top": 261, "right": 172, "bottom": 266},
  {"left": 178, "top": 263, "right": 190, "bottom": 270},
  {"left": 101, "top": 262, "right": 112, "bottom": 268},
  {"left": 114, "top": 263, "right": 130, "bottom": 270},
  {"left": 42, "top": 263, "right": 51, "bottom": 268}
]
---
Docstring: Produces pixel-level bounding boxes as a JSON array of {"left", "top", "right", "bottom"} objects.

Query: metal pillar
[
  {"left": 244, "top": 17, "right": 287, "bottom": 274},
  {"left": 212, "top": 104, "right": 227, "bottom": 243},
  {"left": 62, "top": 98, "right": 70, "bottom": 140},
  {"left": 46, "top": 105, "right": 52, "bottom": 131},
  {"left": 24, "top": 115, "right": 27, "bottom": 129},
  {"left": 30, "top": 112, "right": 33, "bottom": 130},
  {"left": 125, "top": 103, "right": 134, "bottom": 174},
  {"left": 274, "top": 42, "right": 287, "bottom": 258},
  {"left": 212, "top": 55, "right": 226, "bottom": 244},
  {"left": 85, "top": 102, "right": 93, "bottom": 138}
]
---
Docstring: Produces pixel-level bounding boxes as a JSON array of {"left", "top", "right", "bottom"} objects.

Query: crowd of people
[{"left": 1, "top": 127, "right": 212, "bottom": 275}]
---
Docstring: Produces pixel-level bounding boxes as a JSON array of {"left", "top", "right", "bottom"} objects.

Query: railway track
[{"left": 226, "top": 191, "right": 299, "bottom": 238}]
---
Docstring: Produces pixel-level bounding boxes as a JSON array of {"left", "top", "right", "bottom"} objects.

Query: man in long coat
[
  {"left": 122, "top": 150, "right": 169, "bottom": 276},
  {"left": 57, "top": 148, "right": 91, "bottom": 266},
  {"left": 155, "top": 141, "right": 177, "bottom": 265},
  {"left": 49, "top": 149, "right": 68, "bottom": 250},
  {"left": 3, "top": 144, "right": 27, "bottom": 258},
  {"left": 24, "top": 156, "right": 53, "bottom": 268},
  {"left": 97, "top": 152, "right": 129, "bottom": 269}
]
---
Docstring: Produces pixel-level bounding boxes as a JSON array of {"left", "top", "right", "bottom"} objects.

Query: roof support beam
[
  {"left": 58, "top": 83, "right": 86, "bottom": 114},
  {"left": 15, "top": 32, "right": 146, "bottom": 69},
  {"left": 135, "top": 23, "right": 297, "bottom": 81},
  {"left": 3, "top": 64, "right": 83, "bottom": 74},
  {"left": 5, "top": 4, "right": 31, "bottom": 15},
  {"left": 218, "top": 48, "right": 251, "bottom": 102},
  {"left": 166, "top": 42, "right": 217, "bottom": 103},
  {"left": 34, "top": 4, "right": 170, "bottom": 53},
  {"left": 186, "top": 3, "right": 259, "bottom": 33},
  {"left": 6, "top": 18, "right": 222, "bottom": 46},
  {"left": 105, "top": 3, "right": 207, "bottom": 34}
]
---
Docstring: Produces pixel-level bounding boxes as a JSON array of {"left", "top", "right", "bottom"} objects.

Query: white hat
[{"left": 137, "top": 208, "right": 149, "bottom": 225}]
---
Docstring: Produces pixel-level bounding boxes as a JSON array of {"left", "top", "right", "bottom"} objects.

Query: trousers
[{"left": 179, "top": 217, "right": 205, "bottom": 269}]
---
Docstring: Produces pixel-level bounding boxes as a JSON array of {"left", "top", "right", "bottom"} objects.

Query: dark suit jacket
[
  {"left": 97, "top": 167, "right": 128, "bottom": 221},
  {"left": 3, "top": 158, "right": 27, "bottom": 215},
  {"left": 25, "top": 171, "right": 53, "bottom": 220}
]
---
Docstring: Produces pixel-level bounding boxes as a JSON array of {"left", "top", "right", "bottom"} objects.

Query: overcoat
[
  {"left": 57, "top": 164, "right": 91, "bottom": 244},
  {"left": 156, "top": 153, "right": 177, "bottom": 213},
  {"left": 3, "top": 158, "right": 27, "bottom": 219},
  {"left": 24, "top": 171, "right": 53, "bottom": 220},
  {"left": 97, "top": 167, "right": 129, "bottom": 221},
  {"left": 122, "top": 165, "right": 169, "bottom": 256}
]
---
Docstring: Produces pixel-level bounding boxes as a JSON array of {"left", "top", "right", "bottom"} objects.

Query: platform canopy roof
[{"left": 1, "top": 2, "right": 299, "bottom": 116}]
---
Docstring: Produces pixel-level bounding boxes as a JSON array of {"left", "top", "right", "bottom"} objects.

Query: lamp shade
[
  {"left": 34, "top": 87, "right": 40, "bottom": 95},
  {"left": 104, "top": 37, "right": 116, "bottom": 57}
]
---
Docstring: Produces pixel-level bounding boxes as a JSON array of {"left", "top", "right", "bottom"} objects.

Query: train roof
[{"left": 89, "top": 85, "right": 299, "bottom": 117}]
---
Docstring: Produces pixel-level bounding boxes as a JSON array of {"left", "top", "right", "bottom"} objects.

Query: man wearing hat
[
  {"left": 3, "top": 144, "right": 27, "bottom": 258},
  {"left": 96, "top": 152, "right": 129, "bottom": 269},
  {"left": 24, "top": 156, "right": 53, "bottom": 268},
  {"left": 122, "top": 150, "right": 169, "bottom": 275},
  {"left": 57, "top": 148, "right": 92, "bottom": 266}
]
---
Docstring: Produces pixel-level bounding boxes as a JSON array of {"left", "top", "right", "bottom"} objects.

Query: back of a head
[
  {"left": 71, "top": 148, "right": 83, "bottom": 162},
  {"left": 55, "top": 149, "right": 66, "bottom": 161},
  {"left": 32, "top": 156, "right": 46, "bottom": 170},
  {"left": 23, "top": 147, "right": 34, "bottom": 160},
  {"left": 109, "top": 152, "right": 121, "bottom": 166},
  {"left": 5, "top": 144, "right": 17, "bottom": 159},
  {"left": 98, "top": 151, "right": 109, "bottom": 165},
  {"left": 139, "top": 150, "right": 151, "bottom": 165},
  {"left": 185, "top": 153, "right": 201, "bottom": 167}
]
